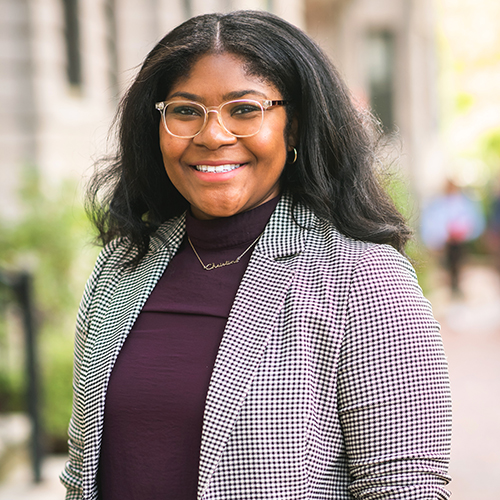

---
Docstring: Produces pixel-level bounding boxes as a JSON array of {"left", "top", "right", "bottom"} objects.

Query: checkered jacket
[{"left": 60, "top": 194, "right": 452, "bottom": 499}]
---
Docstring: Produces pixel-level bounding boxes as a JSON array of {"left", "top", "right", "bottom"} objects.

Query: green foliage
[
  {"left": 480, "top": 128, "right": 500, "bottom": 174},
  {"left": 0, "top": 368, "right": 24, "bottom": 413},
  {"left": 383, "top": 170, "right": 417, "bottom": 222},
  {"left": 42, "top": 330, "right": 76, "bottom": 451},
  {"left": 455, "top": 92, "right": 475, "bottom": 114},
  {"left": 0, "top": 167, "right": 98, "bottom": 451},
  {"left": 383, "top": 170, "right": 433, "bottom": 294}
]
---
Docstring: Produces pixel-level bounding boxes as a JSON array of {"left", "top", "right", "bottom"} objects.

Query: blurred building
[
  {"left": 0, "top": 0, "right": 438, "bottom": 218},
  {"left": 306, "top": 0, "right": 440, "bottom": 197}
]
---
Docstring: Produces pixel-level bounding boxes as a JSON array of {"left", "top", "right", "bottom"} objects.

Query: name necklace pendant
[{"left": 188, "top": 232, "right": 264, "bottom": 271}]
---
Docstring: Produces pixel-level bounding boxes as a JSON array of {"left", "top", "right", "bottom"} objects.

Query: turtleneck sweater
[{"left": 98, "top": 196, "right": 280, "bottom": 500}]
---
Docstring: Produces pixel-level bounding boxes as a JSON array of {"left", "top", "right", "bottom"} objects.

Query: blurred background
[{"left": 0, "top": 0, "right": 499, "bottom": 498}]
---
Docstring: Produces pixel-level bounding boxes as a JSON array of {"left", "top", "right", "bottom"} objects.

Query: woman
[{"left": 61, "top": 10, "right": 452, "bottom": 500}]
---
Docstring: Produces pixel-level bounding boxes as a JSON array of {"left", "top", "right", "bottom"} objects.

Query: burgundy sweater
[{"left": 98, "top": 196, "right": 279, "bottom": 500}]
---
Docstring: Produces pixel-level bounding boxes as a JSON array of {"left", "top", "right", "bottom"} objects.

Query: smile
[{"left": 193, "top": 164, "right": 244, "bottom": 173}]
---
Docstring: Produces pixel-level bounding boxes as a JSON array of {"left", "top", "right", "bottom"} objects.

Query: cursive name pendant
[{"left": 188, "top": 232, "right": 264, "bottom": 271}]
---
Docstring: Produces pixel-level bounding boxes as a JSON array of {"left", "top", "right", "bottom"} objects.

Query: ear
[{"left": 287, "top": 116, "right": 299, "bottom": 150}]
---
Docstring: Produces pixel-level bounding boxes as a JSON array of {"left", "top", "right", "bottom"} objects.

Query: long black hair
[{"left": 87, "top": 10, "right": 411, "bottom": 261}]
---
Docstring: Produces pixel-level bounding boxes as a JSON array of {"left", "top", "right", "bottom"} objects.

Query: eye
[
  {"left": 230, "top": 103, "right": 261, "bottom": 117},
  {"left": 168, "top": 104, "right": 204, "bottom": 118}
]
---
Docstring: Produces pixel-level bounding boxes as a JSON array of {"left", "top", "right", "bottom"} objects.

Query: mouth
[{"left": 193, "top": 163, "right": 245, "bottom": 173}]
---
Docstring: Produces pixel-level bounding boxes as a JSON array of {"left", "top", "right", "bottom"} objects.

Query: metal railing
[{"left": 0, "top": 270, "right": 43, "bottom": 483}]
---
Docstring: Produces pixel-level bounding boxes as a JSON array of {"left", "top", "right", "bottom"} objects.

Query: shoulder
[
  {"left": 270, "top": 196, "right": 414, "bottom": 283},
  {"left": 78, "top": 213, "right": 186, "bottom": 320},
  {"left": 307, "top": 214, "right": 412, "bottom": 275},
  {"left": 301, "top": 211, "right": 431, "bottom": 319},
  {"left": 93, "top": 213, "right": 185, "bottom": 276}
]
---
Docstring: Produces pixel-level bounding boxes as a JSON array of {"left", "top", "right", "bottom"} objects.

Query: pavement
[
  {"left": 0, "top": 455, "right": 66, "bottom": 500},
  {"left": 0, "top": 262, "right": 499, "bottom": 499},
  {"left": 428, "top": 262, "right": 500, "bottom": 500}
]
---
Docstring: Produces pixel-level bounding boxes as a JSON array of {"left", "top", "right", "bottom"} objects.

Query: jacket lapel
[
  {"left": 198, "top": 195, "right": 314, "bottom": 498},
  {"left": 82, "top": 216, "right": 186, "bottom": 498}
]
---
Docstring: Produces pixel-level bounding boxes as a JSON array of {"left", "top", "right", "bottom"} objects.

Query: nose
[{"left": 192, "top": 109, "right": 237, "bottom": 149}]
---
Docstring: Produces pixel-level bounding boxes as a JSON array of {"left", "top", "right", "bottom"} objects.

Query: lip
[{"left": 190, "top": 160, "right": 247, "bottom": 167}]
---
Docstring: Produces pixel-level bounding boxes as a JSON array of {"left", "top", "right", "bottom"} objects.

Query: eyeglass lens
[{"left": 163, "top": 100, "right": 264, "bottom": 138}]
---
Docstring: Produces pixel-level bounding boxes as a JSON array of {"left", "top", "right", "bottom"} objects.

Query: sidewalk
[
  {"left": 428, "top": 263, "right": 500, "bottom": 500},
  {"left": 0, "top": 455, "right": 66, "bottom": 500}
]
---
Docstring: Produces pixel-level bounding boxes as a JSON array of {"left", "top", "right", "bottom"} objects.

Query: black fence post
[
  {"left": 15, "top": 272, "right": 43, "bottom": 483},
  {"left": 0, "top": 270, "right": 44, "bottom": 483}
]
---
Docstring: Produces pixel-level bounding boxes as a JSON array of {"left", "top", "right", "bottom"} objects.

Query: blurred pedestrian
[
  {"left": 421, "top": 179, "right": 485, "bottom": 294},
  {"left": 485, "top": 177, "right": 500, "bottom": 272}
]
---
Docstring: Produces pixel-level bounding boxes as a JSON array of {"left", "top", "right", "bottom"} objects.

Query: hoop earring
[{"left": 287, "top": 148, "right": 298, "bottom": 164}]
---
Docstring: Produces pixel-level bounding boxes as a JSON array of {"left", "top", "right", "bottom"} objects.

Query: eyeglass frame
[{"left": 155, "top": 98, "right": 290, "bottom": 139}]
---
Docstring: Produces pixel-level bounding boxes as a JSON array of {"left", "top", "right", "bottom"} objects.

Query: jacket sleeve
[
  {"left": 59, "top": 239, "right": 123, "bottom": 499},
  {"left": 338, "top": 245, "right": 452, "bottom": 499}
]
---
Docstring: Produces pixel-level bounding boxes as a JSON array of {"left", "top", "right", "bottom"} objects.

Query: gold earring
[{"left": 287, "top": 148, "right": 298, "bottom": 164}]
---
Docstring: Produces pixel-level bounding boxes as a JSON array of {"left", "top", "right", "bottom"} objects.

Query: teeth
[{"left": 194, "top": 164, "right": 242, "bottom": 173}]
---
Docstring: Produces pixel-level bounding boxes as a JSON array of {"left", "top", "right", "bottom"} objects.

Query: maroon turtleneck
[{"left": 98, "top": 196, "right": 279, "bottom": 500}]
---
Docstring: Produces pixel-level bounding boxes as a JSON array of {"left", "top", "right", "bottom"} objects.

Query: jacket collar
[
  {"left": 260, "top": 191, "right": 314, "bottom": 259},
  {"left": 150, "top": 191, "right": 314, "bottom": 261}
]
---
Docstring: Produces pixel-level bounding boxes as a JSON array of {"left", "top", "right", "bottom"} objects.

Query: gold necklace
[{"left": 188, "top": 232, "right": 264, "bottom": 271}]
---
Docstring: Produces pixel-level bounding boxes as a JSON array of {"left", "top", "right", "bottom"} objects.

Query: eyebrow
[{"left": 167, "top": 89, "right": 269, "bottom": 101}]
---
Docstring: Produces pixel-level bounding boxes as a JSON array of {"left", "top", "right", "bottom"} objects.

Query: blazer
[{"left": 61, "top": 194, "right": 452, "bottom": 500}]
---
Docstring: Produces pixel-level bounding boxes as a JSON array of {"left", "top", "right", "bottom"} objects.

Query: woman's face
[{"left": 159, "top": 53, "right": 296, "bottom": 220}]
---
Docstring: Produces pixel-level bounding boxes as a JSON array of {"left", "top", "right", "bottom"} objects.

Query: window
[
  {"left": 62, "top": 0, "right": 82, "bottom": 87},
  {"left": 104, "top": 0, "right": 119, "bottom": 100},
  {"left": 183, "top": 0, "right": 192, "bottom": 18},
  {"left": 365, "top": 30, "right": 395, "bottom": 132}
]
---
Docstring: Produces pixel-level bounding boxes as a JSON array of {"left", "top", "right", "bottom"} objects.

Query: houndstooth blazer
[{"left": 61, "top": 193, "right": 452, "bottom": 500}]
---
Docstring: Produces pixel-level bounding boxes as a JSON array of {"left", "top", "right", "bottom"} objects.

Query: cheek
[
  {"left": 159, "top": 130, "right": 169, "bottom": 165},
  {"left": 159, "top": 132, "right": 183, "bottom": 172},
  {"left": 253, "top": 130, "right": 287, "bottom": 166}
]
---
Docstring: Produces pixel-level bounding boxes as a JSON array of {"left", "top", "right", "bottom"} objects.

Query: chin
[
  {"left": 191, "top": 194, "right": 247, "bottom": 219},
  {"left": 191, "top": 204, "right": 238, "bottom": 220}
]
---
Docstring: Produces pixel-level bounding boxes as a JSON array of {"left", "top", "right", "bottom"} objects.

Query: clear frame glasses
[{"left": 155, "top": 98, "right": 289, "bottom": 139}]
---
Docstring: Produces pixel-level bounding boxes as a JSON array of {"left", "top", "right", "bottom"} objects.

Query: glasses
[{"left": 155, "top": 99, "right": 289, "bottom": 138}]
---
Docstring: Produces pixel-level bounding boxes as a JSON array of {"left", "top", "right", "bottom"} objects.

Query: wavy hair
[{"left": 87, "top": 10, "right": 411, "bottom": 262}]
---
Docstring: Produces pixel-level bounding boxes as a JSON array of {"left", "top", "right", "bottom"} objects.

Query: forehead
[{"left": 166, "top": 52, "right": 280, "bottom": 101}]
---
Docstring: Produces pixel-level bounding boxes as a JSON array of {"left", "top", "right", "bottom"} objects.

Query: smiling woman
[{"left": 61, "top": 10, "right": 452, "bottom": 500}]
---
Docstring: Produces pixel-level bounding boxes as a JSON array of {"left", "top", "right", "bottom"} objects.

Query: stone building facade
[{"left": 306, "top": 0, "right": 439, "bottom": 196}]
